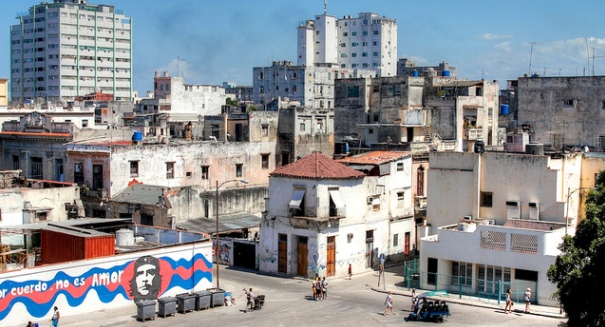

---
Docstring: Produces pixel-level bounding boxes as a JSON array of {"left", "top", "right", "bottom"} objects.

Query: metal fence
[{"left": 403, "top": 259, "right": 537, "bottom": 305}]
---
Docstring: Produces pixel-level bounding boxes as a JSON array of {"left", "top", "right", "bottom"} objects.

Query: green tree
[
  {"left": 226, "top": 97, "right": 238, "bottom": 107},
  {"left": 547, "top": 171, "right": 605, "bottom": 326}
]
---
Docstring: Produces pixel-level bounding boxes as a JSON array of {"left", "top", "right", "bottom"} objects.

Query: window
[
  {"left": 30, "top": 157, "right": 43, "bottom": 179},
  {"left": 452, "top": 261, "right": 473, "bottom": 286},
  {"left": 261, "top": 124, "right": 269, "bottom": 137},
  {"left": 343, "top": 32, "right": 348, "bottom": 37},
  {"left": 82, "top": 119, "right": 88, "bottom": 127},
  {"left": 562, "top": 99, "right": 575, "bottom": 107},
  {"left": 397, "top": 191, "right": 404, "bottom": 208},
  {"left": 397, "top": 162, "right": 404, "bottom": 171},
  {"left": 289, "top": 189, "right": 306, "bottom": 216},
  {"left": 12, "top": 155, "right": 19, "bottom": 170},
  {"left": 347, "top": 86, "right": 360, "bottom": 97},
  {"left": 201, "top": 166, "right": 209, "bottom": 179},
  {"left": 261, "top": 154, "right": 269, "bottom": 169},
  {"left": 92, "top": 164, "right": 103, "bottom": 189},
  {"left": 166, "top": 162, "right": 174, "bottom": 179},
  {"left": 300, "top": 123, "right": 306, "bottom": 132},
  {"left": 393, "top": 233, "right": 399, "bottom": 247},
  {"left": 129, "top": 161, "right": 139, "bottom": 177},
  {"left": 481, "top": 192, "right": 493, "bottom": 207},
  {"left": 236, "top": 164, "right": 243, "bottom": 177},
  {"left": 352, "top": 31, "right": 357, "bottom": 36},
  {"left": 74, "top": 162, "right": 84, "bottom": 184}
]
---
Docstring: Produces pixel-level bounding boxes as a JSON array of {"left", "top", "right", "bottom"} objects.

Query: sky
[{"left": 2, "top": 0, "right": 605, "bottom": 95}]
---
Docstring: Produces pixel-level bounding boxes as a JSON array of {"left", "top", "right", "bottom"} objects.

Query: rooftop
[{"left": 270, "top": 151, "right": 366, "bottom": 180}]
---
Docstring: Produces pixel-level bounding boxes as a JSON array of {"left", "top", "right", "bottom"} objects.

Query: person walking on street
[
  {"left": 504, "top": 289, "right": 513, "bottom": 313},
  {"left": 244, "top": 288, "right": 255, "bottom": 313},
  {"left": 348, "top": 264, "right": 352, "bottom": 280},
  {"left": 383, "top": 291, "right": 395, "bottom": 316},
  {"left": 410, "top": 288, "right": 417, "bottom": 312},
  {"left": 315, "top": 277, "right": 323, "bottom": 301},
  {"left": 321, "top": 277, "right": 328, "bottom": 300},
  {"left": 524, "top": 288, "right": 532, "bottom": 313},
  {"left": 50, "top": 306, "right": 60, "bottom": 327}
]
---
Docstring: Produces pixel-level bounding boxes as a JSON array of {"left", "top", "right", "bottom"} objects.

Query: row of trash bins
[{"left": 137, "top": 288, "right": 228, "bottom": 321}]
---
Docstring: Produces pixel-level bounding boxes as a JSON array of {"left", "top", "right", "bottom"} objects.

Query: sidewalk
[{"left": 366, "top": 264, "right": 565, "bottom": 320}]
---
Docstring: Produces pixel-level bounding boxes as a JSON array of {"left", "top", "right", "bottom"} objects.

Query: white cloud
[
  {"left": 477, "top": 33, "right": 513, "bottom": 41},
  {"left": 494, "top": 41, "right": 512, "bottom": 52}
]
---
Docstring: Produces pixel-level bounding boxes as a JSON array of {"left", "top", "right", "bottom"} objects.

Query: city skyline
[{"left": 2, "top": 0, "right": 605, "bottom": 96}]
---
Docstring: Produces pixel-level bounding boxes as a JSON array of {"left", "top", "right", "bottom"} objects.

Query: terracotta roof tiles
[
  {"left": 270, "top": 151, "right": 365, "bottom": 180},
  {"left": 338, "top": 150, "right": 411, "bottom": 165}
]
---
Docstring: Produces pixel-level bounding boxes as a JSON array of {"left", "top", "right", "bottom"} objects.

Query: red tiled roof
[
  {"left": 271, "top": 151, "right": 366, "bottom": 180},
  {"left": 338, "top": 150, "right": 411, "bottom": 165}
]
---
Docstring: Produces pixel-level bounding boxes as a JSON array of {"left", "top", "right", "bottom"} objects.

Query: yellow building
[{"left": 0, "top": 78, "right": 7, "bottom": 106}]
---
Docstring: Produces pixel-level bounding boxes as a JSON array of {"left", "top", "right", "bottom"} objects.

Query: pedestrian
[
  {"left": 524, "top": 288, "right": 532, "bottom": 313},
  {"left": 504, "top": 288, "right": 513, "bottom": 313},
  {"left": 50, "top": 306, "right": 60, "bottom": 327},
  {"left": 244, "top": 288, "right": 255, "bottom": 313},
  {"left": 410, "top": 288, "right": 417, "bottom": 312},
  {"left": 315, "top": 277, "right": 323, "bottom": 301},
  {"left": 321, "top": 277, "right": 328, "bottom": 300},
  {"left": 383, "top": 291, "right": 395, "bottom": 316},
  {"left": 348, "top": 263, "right": 352, "bottom": 280}
]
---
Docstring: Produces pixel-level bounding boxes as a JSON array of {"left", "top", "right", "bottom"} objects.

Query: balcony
[{"left": 464, "top": 128, "right": 484, "bottom": 140}]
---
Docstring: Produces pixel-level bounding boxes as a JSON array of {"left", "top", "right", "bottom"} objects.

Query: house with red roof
[{"left": 259, "top": 150, "right": 414, "bottom": 278}]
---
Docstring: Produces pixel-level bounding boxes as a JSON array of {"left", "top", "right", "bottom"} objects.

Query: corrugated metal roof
[
  {"left": 176, "top": 212, "right": 261, "bottom": 234},
  {"left": 112, "top": 184, "right": 165, "bottom": 205}
]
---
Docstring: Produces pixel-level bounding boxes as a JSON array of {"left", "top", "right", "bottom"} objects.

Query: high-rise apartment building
[
  {"left": 297, "top": 12, "right": 397, "bottom": 77},
  {"left": 10, "top": 0, "right": 132, "bottom": 105}
]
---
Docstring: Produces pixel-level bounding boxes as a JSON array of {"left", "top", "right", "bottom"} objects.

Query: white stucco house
[
  {"left": 259, "top": 151, "right": 415, "bottom": 278},
  {"left": 419, "top": 151, "right": 602, "bottom": 306}
]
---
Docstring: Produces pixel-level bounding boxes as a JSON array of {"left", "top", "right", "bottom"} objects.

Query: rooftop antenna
[
  {"left": 324, "top": 0, "right": 327, "bottom": 15},
  {"left": 585, "top": 38, "right": 590, "bottom": 76},
  {"left": 528, "top": 41, "right": 537, "bottom": 75},
  {"left": 590, "top": 47, "right": 605, "bottom": 76},
  {"left": 176, "top": 56, "right": 185, "bottom": 78}
]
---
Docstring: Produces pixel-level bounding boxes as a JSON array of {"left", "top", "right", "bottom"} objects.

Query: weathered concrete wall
[{"left": 517, "top": 76, "right": 605, "bottom": 148}]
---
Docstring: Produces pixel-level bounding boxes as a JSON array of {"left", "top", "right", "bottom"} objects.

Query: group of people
[
  {"left": 504, "top": 287, "right": 532, "bottom": 314},
  {"left": 312, "top": 276, "right": 328, "bottom": 301},
  {"left": 26, "top": 306, "right": 59, "bottom": 327}
]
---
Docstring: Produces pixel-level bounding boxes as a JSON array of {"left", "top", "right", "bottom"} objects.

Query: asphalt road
[{"left": 14, "top": 266, "right": 565, "bottom": 327}]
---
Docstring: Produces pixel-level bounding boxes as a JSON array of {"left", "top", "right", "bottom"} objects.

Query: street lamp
[
  {"left": 564, "top": 187, "right": 592, "bottom": 235},
  {"left": 215, "top": 179, "right": 248, "bottom": 288}
]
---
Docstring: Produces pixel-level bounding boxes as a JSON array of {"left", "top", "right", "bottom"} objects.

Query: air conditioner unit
[
  {"left": 529, "top": 202, "right": 539, "bottom": 220},
  {"left": 463, "top": 215, "right": 472, "bottom": 221},
  {"left": 367, "top": 196, "right": 374, "bottom": 204},
  {"left": 487, "top": 219, "right": 496, "bottom": 225}
]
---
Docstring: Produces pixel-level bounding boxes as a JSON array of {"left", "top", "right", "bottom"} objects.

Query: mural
[{"left": 0, "top": 253, "right": 212, "bottom": 321}]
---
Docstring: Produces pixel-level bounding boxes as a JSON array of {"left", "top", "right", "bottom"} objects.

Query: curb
[{"left": 370, "top": 287, "right": 566, "bottom": 320}]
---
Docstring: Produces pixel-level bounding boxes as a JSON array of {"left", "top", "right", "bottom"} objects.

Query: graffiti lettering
[
  {"left": 91, "top": 270, "right": 123, "bottom": 287},
  {"left": 11, "top": 281, "right": 48, "bottom": 296}
]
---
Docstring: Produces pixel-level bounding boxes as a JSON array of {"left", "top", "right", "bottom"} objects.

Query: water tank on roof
[
  {"left": 412, "top": 70, "right": 419, "bottom": 77},
  {"left": 116, "top": 229, "right": 134, "bottom": 246},
  {"left": 132, "top": 131, "right": 143, "bottom": 142},
  {"left": 526, "top": 141, "right": 544, "bottom": 155},
  {"left": 442, "top": 70, "right": 451, "bottom": 77},
  {"left": 500, "top": 104, "right": 509, "bottom": 115}
]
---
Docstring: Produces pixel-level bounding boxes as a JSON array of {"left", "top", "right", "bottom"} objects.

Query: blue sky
[{"left": 3, "top": 0, "right": 605, "bottom": 95}]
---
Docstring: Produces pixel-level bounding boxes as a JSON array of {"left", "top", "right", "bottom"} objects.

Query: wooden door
[
  {"left": 326, "top": 236, "right": 335, "bottom": 276},
  {"left": 297, "top": 237, "right": 308, "bottom": 276},
  {"left": 278, "top": 234, "right": 287, "bottom": 273}
]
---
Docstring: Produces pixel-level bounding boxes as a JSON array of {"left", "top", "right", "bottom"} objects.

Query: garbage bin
[
  {"left": 136, "top": 300, "right": 156, "bottom": 321},
  {"left": 194, "top": 291, "right": 212, "bottom": 310},
  {"left": 206, "top": 287, "right": 225, "bottom": 307},
  {"left": 157, "top": 296, "right": 177, "bottom": 318},
  {"left": 176, "top": 293, "right": 196, "bottom": 313}
]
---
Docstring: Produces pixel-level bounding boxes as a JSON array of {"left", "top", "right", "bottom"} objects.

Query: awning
[
  {"left": 329, "top": 189, "right": 345, "bottom": 210},
  {"left": 289, "top": 189, "right": 306, "bottom": 209},
  {"left": 176, "top": 212, "right": 261, "bottom": 234}
]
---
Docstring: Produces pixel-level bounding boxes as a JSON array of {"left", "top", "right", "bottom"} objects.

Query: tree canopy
[{"left": 547, "top": 171, "right": 605, "bottom": 326}]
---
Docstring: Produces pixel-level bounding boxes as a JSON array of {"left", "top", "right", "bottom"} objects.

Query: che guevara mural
[{"left": 0, "top": 250, "right": 212, "bottom": 322}]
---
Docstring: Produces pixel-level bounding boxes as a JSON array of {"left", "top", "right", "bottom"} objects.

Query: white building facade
[
  {"left": 297, "top": 12, "right": 397, "bottom": 77},
  {"left": 259, "top": 151, "right": 415, "bottom": 278},
  {"left": 10, "top": 0, "right": 133, "bottom": 104},
  {"left": 419, "top": 151, "right": 591, "bottom": 306}
]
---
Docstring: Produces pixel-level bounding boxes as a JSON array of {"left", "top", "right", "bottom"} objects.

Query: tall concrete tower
[{"left": 10, "top": 0, "right": 133, "bottom": 105}]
